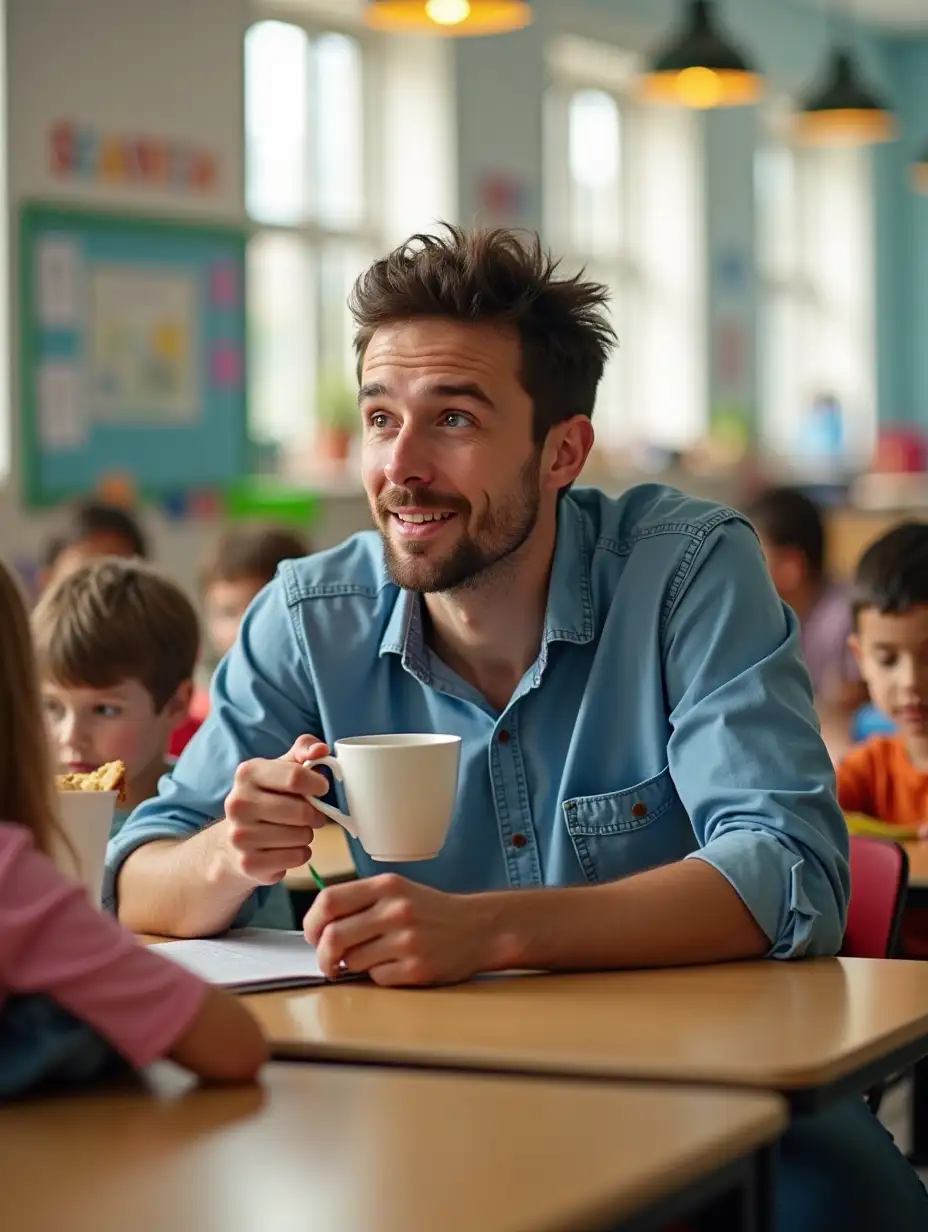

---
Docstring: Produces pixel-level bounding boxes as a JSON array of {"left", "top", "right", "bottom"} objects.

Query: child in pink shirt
[{"left": 0, "top": 559, "right": 267, "bottom": 1095}]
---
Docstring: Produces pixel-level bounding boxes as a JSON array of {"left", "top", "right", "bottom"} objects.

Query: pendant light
[
  {"left": 642, "top": 0, "right": 762, "bottom": 110},
  {"left": 795, "top": 48, "right": 896, "bottom": 146},
  {"left": 364, "top": 1, "right": 533, "bottom": 36}
]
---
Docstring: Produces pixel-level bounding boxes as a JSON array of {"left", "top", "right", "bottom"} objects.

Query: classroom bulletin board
[{"left": 19, "top": 203, "right": 248, "bottom": 506}]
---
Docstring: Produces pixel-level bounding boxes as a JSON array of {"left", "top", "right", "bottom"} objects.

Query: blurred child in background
[
  {"left": 182, "top": 526, "right": 309, "bottom": 754},
  {"left": 837, "top": 523, "right": 928, "bottom": 953},
  {"left": 33, "top": 559, "right": 199, "bottom": 836},
  {"left": 746, "top": 486, "right": 864, "bottom": 755},
  {"left": 41, "top": 500, "right": 148, "bottom": 591},
  {"left": 0, "top": 556, "right": 265, "bottom": 1095},
  {"left": 200, "top": 525, "right": 309, "bottom": 663}
]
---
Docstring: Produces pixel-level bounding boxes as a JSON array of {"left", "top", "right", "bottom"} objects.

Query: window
[
  {"left": 245, "top": 19, "right": 374, "bottom": 469},
  {"left": 544, "top": 39, "right": 705, "bottom": 453},
  {"left": 756, "top": 134, "right": 876, "bottom": 469}
]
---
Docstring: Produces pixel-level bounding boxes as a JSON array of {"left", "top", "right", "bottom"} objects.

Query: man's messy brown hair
[{"left": 350, "top": 225, "right": 616, "bottom": 442}]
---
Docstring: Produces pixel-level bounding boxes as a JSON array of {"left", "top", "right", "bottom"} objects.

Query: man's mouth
[
  {"left": 393, "top": 511, "right": 455, "bottom": 524},
  {"left": 389, "top": 510, "right": 458, "bottom": 540}
]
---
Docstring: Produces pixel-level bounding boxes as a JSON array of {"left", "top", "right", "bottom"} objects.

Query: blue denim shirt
[{"left": 105, "top": 485, "right": 849, "bottom": 957}]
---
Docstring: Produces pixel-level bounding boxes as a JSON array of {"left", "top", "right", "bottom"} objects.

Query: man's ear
[{"left": 542, "top": 415, "right": 595, "bottom": 495}]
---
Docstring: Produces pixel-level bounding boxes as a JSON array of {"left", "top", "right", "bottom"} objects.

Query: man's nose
[{"left": 383, "top": 424, "right": 436, "bottom": 491}]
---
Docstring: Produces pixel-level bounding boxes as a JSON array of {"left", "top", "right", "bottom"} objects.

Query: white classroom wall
[{"left": 0, "top": 0, "right": 371, "bottom": 596}]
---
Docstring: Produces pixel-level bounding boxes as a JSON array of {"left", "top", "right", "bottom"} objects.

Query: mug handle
[{"left": 302, "top": 756, "right": 359, "bottom": 840}]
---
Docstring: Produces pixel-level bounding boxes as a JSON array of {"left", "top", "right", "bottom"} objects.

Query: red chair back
[{"left": 841, "top": 835, "right": 909, "bottom": 959}]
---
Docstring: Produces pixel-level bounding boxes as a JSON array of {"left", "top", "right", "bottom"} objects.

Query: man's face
[
  {"left": 359, "top": 319, "right": 547, "bottom": 593},
  {"left": 851, "top": 605, "right": 928, "bottom": 737}
]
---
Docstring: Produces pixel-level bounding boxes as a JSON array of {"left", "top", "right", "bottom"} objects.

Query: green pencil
[{"left": 308, "top": 863, "right": 327, "bottom": 892}]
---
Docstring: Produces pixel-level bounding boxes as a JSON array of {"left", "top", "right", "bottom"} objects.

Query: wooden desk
[
  {"left": 285, "top": 823, "right": 356, "bottom": 892},
  {"left": 0, "top": 1063, "right": 784, "bottom": 1232},
  {"left": 245, "top": 957, "right": 928, "bottom": 1112},
  {"left": 825, "top": 508, "right": 901, "bottom": 582}
]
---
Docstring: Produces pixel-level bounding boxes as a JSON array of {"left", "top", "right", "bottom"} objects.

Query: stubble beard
[{"left": 377, "top": 451, "right": 542, "bottom": 594}]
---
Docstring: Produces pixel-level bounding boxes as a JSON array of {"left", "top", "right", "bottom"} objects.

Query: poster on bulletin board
[{"left": 19, "top": 203, "right": 247, "bottom": 506}]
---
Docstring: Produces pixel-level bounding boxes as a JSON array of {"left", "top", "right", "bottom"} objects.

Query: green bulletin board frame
[{"left": 19, "top": 202, "right": 249, "bottom": 507}]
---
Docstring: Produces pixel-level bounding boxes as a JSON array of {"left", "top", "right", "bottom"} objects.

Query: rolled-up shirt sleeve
[
  {"left": 103, "top": 574, "right": 321, "bottom": 921},
  {"left": 663, "top": 517, "right": 849, "bottom": 958}
]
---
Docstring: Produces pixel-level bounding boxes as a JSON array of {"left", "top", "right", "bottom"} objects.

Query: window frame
[
  {"left": 544, "top": 72, "right": 640, "bottom": 448},
  {"left": 544, "top": 51, "right": 706, "bottom": 451},
  {"left": 245, "top": 7, "right": 384, "bottom": 248},
  {"left": 244, "top": 6, "right": 385, "bottom": 458},
  {"left": 755, "top": 112, "right": 877, "bottom": 466}
]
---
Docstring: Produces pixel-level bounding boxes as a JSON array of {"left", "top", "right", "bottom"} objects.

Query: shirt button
[
  {"left": 511, "top": 833, "right": 527, "bottom": 848},
  {"left": 631, "top": 802, "right": 648, "bottom": 819},
  {"left": 498, "top": 729, "right": 511, "bottom": 745}
]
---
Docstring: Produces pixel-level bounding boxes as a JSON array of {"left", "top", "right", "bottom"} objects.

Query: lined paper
[{"left": 152, "top": 928, "right": 334, "bottom": 992}]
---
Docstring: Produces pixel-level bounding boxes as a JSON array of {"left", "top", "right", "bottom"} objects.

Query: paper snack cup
[{"left": 52, "top": 789, "right": 118, "bottom": 905}]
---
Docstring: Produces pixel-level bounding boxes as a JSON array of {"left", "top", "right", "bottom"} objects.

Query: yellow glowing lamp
[
  {"left": 642, "top": 0, "right": 762, "bottom": 110},
  {"left": 795, "top": 50, "right": 896, "bottom": 147},
  {"left": 364, "top": 0, "right": 533, "bottom": 36}
]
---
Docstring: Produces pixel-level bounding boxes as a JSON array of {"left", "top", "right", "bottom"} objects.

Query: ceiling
[
  {"left": 272, "top": 0, "right": 928, "bottom": 35},
  {"left": 798, "top": 0, "right": 928, "bottom": 31}
]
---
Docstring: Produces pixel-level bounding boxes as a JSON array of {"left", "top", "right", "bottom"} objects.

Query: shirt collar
[
  {"left": 378, "top": 493, "right": 595, "bottom": 672},
  {"left": 542, "top": 494, "right": 595, "bottom": 648},
  {"left": 378, "top": 571, "right": 429, "bottom": 676}
]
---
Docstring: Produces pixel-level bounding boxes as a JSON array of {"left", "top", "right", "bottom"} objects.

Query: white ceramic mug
[
  {"left": 52, "top": 790, "right": 118, "bottom": 905},
  {"left": 304, "top": 734, "right": 461, "bottom": 862}
]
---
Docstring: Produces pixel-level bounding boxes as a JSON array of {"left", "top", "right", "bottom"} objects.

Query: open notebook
[{"left": 151, "top": 928, "right": 351, "bottom": 993}]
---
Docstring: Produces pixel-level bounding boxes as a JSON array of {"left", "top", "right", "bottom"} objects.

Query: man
[{"left": 107, "top": 226, "right": 926, "bottom": 1230}]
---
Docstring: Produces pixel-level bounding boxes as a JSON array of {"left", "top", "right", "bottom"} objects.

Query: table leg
[
  {"left": 693, "top": 1147, "right": 775, "bottom": 1232},
  {"left": 910, "top": 1055, "right": 928, "bottom": 1167},
  {"left": 751, "top": 1145, "right": 776, "bottom": 1232}
]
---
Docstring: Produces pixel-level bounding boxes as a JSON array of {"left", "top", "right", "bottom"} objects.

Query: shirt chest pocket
[{"left": 563, "top": 766, "right": 697, "bottom": 885}]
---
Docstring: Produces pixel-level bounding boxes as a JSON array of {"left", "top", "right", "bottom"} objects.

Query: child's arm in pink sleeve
[{"left": 0, "top": 824, "right": 208, "bottom": 1068}]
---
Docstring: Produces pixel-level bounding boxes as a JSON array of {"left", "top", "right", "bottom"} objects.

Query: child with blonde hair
[{"left": 0, "top": 558, "right": 266, "bottom": 1094}]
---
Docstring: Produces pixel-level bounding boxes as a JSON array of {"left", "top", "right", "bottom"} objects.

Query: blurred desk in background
[
  {"left": 285, "top": 824, "right": 356, "bottom": 894},
  {"left": 826, "top": 508, "right": 904, "bottom": 582}
]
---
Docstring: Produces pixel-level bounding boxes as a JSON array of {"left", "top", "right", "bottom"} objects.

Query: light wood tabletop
[
  {"left": 243, "top": 957, "right": 928, "bottom": 1110},
  {"left": 1, "top": 1063, "right": 784, "bottom": 1232},
  {"left": 284, "top": 823, "right": 356, "bottom": 891}
]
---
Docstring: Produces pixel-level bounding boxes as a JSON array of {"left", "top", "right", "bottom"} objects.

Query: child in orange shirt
[{"left": 837, "top": 522, "right": 928, "bottom": 951}]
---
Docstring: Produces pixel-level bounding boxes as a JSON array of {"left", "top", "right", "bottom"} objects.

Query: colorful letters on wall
[{"left": 48, "top": 121, "right": 219, "bottom": 195}]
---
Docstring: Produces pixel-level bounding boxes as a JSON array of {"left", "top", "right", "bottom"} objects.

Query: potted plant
[{"left": 315, "top": 371, "right": 359, "bottom": 464}]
